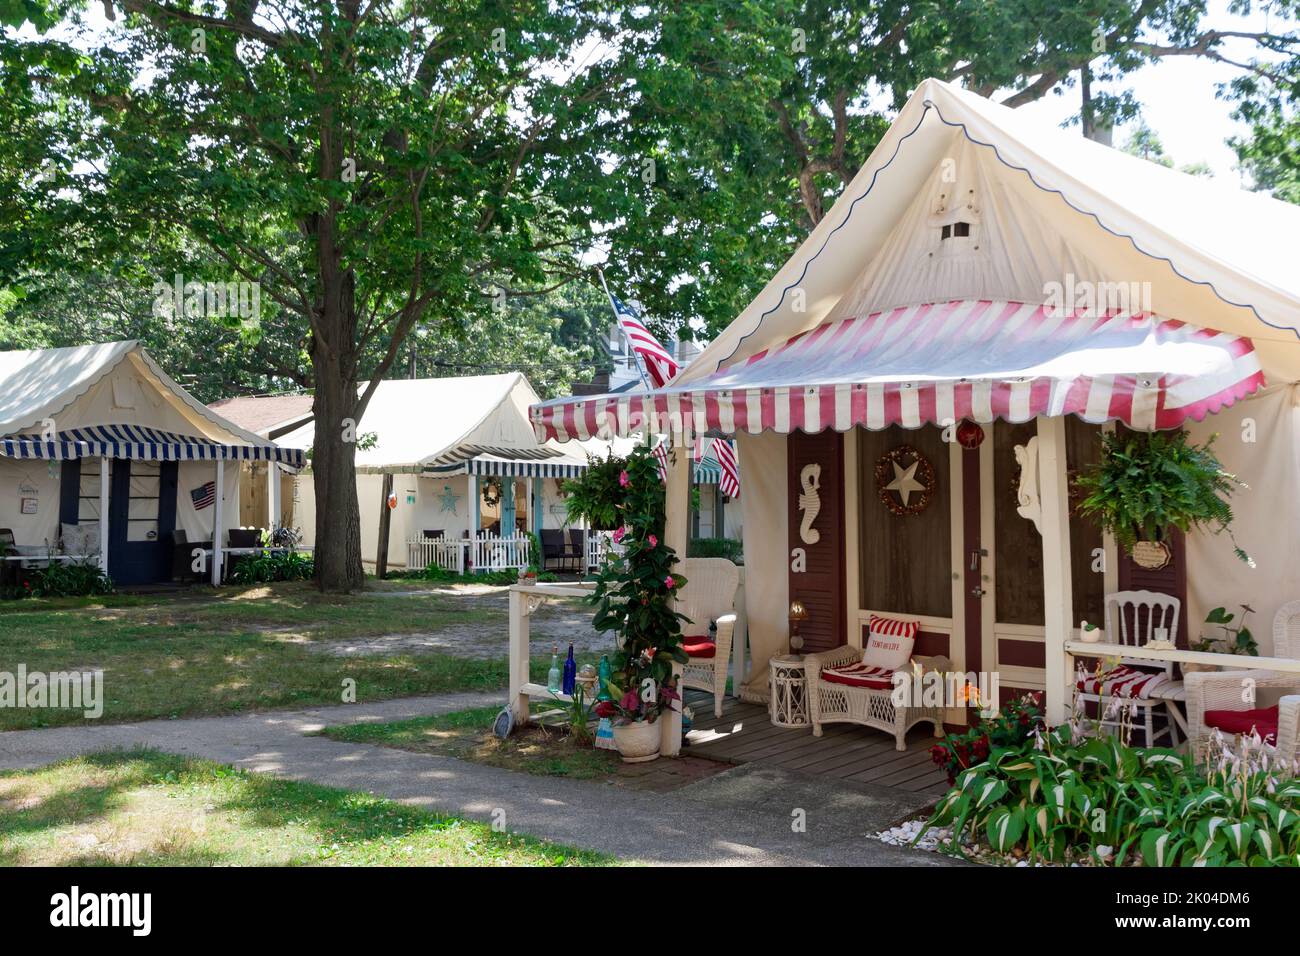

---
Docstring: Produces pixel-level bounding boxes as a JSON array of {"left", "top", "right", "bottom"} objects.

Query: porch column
[
  {"left": 662, "top": 442, "right": 691, "bottom": 758},
  {"left": 211, "top": 457, "right": 224, "bottom": 586},
  {"left": 98, "top": 456, "right": 110, "bottom": 575},
  {"left": 266, "top": 461, "right": 280, "bottom": 529},
  {"left": 531, "top": 476, "right": 544, "bottom": 539},
  {"left": 1036, "top": 416, "right": 1074, "bottom": 725},
  {"left": 500, "top": 475, "right": 516, "bottom": 534},
  {"left": 470, "top": 474, "right": 480, "bottom": 536}
]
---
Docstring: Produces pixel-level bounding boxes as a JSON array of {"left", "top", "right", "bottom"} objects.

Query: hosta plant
[{"left": 922, "top": 726, "right": 1300, "bottom": 866}]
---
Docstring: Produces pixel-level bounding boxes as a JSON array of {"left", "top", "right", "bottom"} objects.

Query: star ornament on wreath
[{"left": 875, "top": 445, "right": 937, "bottom": 516}]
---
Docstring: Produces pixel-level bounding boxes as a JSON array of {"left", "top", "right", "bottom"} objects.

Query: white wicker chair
[
  {"left": 806, "top": 644, "right": 949, "bottom": 751},
  {"left": 1073, "top": 590, "right": 1183, "bottom": 747},
  {"left": 1185, "top": 599, "right": 1300, "bottom": 766},
  {"left": 676, "top": 558, "right": 741, "bottom": 718}
]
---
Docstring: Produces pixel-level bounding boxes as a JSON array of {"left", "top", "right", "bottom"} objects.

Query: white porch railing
[
  {"left": 472, "top": 534, "right": 531, "bottom": 573},
  {"left": 587, "top": 530, "right": 611, "bottom": 571},
  {"left": 406, "top": 536, "right": 470, "bottom": 574}
]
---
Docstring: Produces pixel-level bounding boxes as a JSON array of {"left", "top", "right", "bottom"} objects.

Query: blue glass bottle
[{"left": 562, "top": 643, "right": 577, "bottom": 695}]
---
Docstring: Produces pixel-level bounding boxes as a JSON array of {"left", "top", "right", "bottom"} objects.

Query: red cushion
[
  {"left": 820, "top": 661, "right": 894, "bottom": 690},
  {"left": 1204, "top": 706, "right": 1279, "bottom": 744},
  {"left": 1075, "top": 664, "right": 1172, "bottom": 699},
  {"left": 683, "top": 637, "right": 715, "bottom": 658}
]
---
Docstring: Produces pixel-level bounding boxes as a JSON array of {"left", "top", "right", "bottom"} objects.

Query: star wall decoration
[
  {"left": 438, "top": 484, "right": 461, "bottom": 515},
  {"left": 874, "top": 445, "right": 937, "bottom": 516}
]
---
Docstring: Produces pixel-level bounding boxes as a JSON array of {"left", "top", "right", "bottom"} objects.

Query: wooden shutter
[{"left": 787, "top": 431, "right": 846, "bottom": 653}]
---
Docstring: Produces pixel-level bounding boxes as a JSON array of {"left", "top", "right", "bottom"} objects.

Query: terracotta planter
[{"left": 612, "top": 720, "right": 660, "bottom": 763}]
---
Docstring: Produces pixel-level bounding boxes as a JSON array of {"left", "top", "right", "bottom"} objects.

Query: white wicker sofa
[
  {"left": 806, "top": 642, "right": 949, "bottom": 751},
  {"left": 1184, "top": 599, "right": 1300, "bottom": 766}
]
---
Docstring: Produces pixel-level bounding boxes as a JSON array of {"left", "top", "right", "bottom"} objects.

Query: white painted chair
[
  {"left": 1073, "top": 590, "right": 1182, "bottom": 747},
  {"left": 1185, "top": 600, "right": 1300, "bottom": 766},
  {"left": 676, "top": 558, "right": 740, "bottom": 718}
]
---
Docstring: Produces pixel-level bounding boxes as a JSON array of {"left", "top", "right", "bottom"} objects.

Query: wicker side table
[{"left": 769, "top": 654, "right": 810, "bottom": 728}]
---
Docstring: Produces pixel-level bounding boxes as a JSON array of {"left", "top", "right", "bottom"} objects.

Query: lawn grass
[
  {"left": 0, "top": 581, "right": 576, "bottom": 730},
  {"left": 322, "top": 705, "right": 621, "bottom": 780},
  {"left": 0, "top": 749, "right": 610, "bottom": 866}
]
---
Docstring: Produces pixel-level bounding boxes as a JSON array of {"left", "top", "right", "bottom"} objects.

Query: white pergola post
[
  {"left": 662, "top": 440, "right": 691, "bottom": 758},
  {"left": 211, "top": 458, "right": 224, "bottom": 586},
  {"left": 267, "top": 460, "right": 281, "bottom": 529},
  {"left": 98, "top": 456, "right": 110, "bottom": 575},
  {"left": 1037, "top": 415, "right": 1075, "bottom": 725}
]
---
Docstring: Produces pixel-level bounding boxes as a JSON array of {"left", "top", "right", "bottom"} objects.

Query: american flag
[
  {"left": 714, "top": 438, "right": 741, "bottom": 499},
  {"left": 190, "top": 480, "right": 216, "bottom": 510},
  {"left": 652, "top": 440, "right": 669, "bottom": 483},
  {"left": 610, "top": 294, "right": 680, "bottom": 388}
]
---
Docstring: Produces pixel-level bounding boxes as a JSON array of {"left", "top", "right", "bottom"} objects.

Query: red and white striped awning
[{"left": 531, "top": 300, "right": 1264, "bottom": 442}]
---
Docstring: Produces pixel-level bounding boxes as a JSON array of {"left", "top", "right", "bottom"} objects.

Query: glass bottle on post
[
  {"left": 562, "top": 643, "right": 577, "bottom": 695},
  {"left": 547, "top": 643, "right": 562, "bottom": 693}
]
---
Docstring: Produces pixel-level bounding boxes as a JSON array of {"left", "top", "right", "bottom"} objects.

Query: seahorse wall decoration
[{"left": 798, "top": 462, "right": 821, "bottom": 545}]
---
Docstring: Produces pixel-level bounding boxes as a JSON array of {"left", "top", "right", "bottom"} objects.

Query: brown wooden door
[{"left": 787, "top": 430, "right": 846, "bottom": 654}]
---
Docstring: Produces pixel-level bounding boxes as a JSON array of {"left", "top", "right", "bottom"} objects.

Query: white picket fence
[
  {"left": 408, "top": 532, "right": 611, "bottom": 575},
  {"left": 406, "top": 536, "right": 471, "bottom": 574},
  {"left": 472, "top": 535, "right": 531, "bottom": 572}
]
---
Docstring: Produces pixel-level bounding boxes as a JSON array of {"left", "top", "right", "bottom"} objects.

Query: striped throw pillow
[{"left": 863, "top": 614, "right": 919, "bottom": 672}]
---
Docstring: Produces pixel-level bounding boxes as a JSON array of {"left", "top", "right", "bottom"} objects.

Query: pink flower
[
  {"left": 618, "top": 470, "right": 630, "bottom": 488},
  {"left": 648, "top": 534, "right": 658, "bottom": 548},
  {"left": 612, "top": 526, "right": 626, "bottom": 544},
  {"left": 620, "top": 690, "right": 640, "bottom": 713},
  {"left": 664, "top": 575, "right": 675, "bottom": 588}
]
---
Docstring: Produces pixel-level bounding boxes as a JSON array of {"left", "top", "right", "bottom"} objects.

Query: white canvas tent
[
  {"left": 532, "top": 78, "right": 1300, "bottom": 726},
  {"left": 276, "top": 374, "right": 623, "bottom": 569},
  {"left": 0, "top": 341, "right": 304, "bottom": 585}
]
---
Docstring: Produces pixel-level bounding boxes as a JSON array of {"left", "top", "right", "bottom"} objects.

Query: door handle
[{"left": 970, "top": 586, "right": 986, "bottom": 597}]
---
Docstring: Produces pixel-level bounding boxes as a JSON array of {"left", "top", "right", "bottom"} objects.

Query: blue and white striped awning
[
  {"left": 694, "top": 460, "right": 721, "bottom": 484},
  {"left": 425, "top": 455, "right": 587, "bottom": 479},
  {"left": 0, "top": 424, "right": 305, "bottom": 468}
]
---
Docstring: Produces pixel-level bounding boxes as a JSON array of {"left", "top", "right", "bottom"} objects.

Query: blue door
[{"left": 107, "top": 459, "right": 178, "bottom": 585}]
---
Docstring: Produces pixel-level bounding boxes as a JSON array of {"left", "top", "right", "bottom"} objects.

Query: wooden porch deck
[{"left": 682, "top": 690, "right": 950, "bottom": 795}]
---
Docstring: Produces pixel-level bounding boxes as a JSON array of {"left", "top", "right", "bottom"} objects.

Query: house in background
[
  {"left": 207, "top": 392, "right": 313, "bottom": 530},
  {"left": 221, "top": 373, "right": 618, "bottom": 572},
  {"left": 0, "top": 341, "right": 303, "bottom": 586}
]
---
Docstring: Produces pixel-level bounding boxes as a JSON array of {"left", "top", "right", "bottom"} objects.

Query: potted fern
[{"left": 1076, "top": 431, "right": 1251, "bottom": 569}]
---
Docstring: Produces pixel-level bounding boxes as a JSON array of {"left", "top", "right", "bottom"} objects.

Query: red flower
[
  {"left": 648, "top": 534, "right": 658, "bottom": 548},
  {"left": 594, "top": 700, "right": 617, "bottom": 718},
  {"left": 618, "top": 470, "right": 630, "bottom": 488},
  {"left": 620, "top": 690, "right": 640, "bottom": 713}
]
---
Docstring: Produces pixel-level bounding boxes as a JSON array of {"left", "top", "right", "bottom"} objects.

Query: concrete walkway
[{"left": 0, "top": 695, "right": 963, "bottom": 866}]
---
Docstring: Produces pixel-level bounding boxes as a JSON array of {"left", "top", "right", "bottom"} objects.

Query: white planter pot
[{"left": 612, "top": 720, "right": 660, "bottom": 763}]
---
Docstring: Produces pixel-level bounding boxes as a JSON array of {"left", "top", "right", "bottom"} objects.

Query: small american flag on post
[
  {"left": 714, "top": 438, "right": 741, "bottom": 499},
  {"left": 610, "top": 294, "right": 680, "bottom": 388},
  {"left": 190, "top": 481, "right": 216, "bottom": 510},
  {"left": 652, "top": 440, "right": 669, "bottom": 483}
]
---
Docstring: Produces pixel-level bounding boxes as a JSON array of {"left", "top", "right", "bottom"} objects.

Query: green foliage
[
  {"left": 3, "top": 560, "right": 113, "bottom": 599},
  {"left": 1075, "top": 430, "right": 1251, "bottom": 564},
  {"left": 687, "top": 537, "right": 744, "bottom": 564},
  {"left": 562, "top": 453, "right": 632, "bottom": 531},
  {"left": 1192, "top": 604, "right": 1259, "bottom": 656},
  {"left": 226, "top": 550, "right": 315, "bottom": 585},
  {"left": 925, "top": 727, "right": 1300, "bottom": 866},
  {"left": 929, "top": 693, "right": 1044, "bottom": 784},
  {"left": 404, "top": 564, "right": 555, "bottom": 586},
  {"left": 588, "top": 444, "right": 687, "bottom": 721}
]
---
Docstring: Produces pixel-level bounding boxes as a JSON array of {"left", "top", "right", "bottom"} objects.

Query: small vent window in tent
[{"left": 940, "top": 221, "right": 971, "bottom": 240}]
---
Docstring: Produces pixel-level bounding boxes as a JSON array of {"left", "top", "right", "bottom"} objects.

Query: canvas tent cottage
[
  {"left": 0, "top": 341, "right": 304, "bottom": 586},
  {"left": 275, "top": 373, "right": 620, "bottom": 573},
  {"left": 531, "top": 77, "right": 1300, "bottom": 732}
]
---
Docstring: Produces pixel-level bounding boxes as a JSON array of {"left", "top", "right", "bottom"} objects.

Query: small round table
[{"left": 769, "top": 654, "right": 810, "bottom": 728}]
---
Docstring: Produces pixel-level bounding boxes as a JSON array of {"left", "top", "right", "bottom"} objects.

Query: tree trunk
[{"left": 310, "top": 232, "right": 366, "bottom": 592}]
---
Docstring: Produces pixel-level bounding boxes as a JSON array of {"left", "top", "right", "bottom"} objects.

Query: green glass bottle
[
  {"left": 547, "top": 643, "right": 562, "bottom": 693},
  {"left": 596, "top": 655, "right": 613, "bottom": 701}
]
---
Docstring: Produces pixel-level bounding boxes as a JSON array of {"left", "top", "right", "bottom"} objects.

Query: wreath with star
[{"left": 875, "top": 445, "right": 937, "bottom": 516}]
